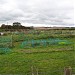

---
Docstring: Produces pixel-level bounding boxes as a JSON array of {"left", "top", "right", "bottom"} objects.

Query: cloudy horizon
[{"left": 0, "top": 0, "right": 74, "bottom": 27}]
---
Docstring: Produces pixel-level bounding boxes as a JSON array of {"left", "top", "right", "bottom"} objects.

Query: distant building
[{"left": 13, "top": 22, "right": 21, "bottom": 26}]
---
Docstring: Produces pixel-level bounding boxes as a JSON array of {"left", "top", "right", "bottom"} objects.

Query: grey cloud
[{"left": 0, "top": 0, "right": 74, "bottom": 27}]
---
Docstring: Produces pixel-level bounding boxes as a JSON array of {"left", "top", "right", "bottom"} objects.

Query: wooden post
[
  {"left": 31, "top": 66, "right": 34, "bottom": 75},
  {"left": 36, "top": 68, "right": 39, "bottom": 75},
  {"left": 64, "top": 67, "right": 72, "bottom": 75}
]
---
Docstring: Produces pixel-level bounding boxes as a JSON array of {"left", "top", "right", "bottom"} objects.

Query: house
[{"left": 13, "top": 22, "right": 21, "bottom": 26}]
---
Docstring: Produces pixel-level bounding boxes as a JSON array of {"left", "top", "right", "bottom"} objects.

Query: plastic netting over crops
[
  {"left": 21, "top": 38, "right": 73, "bottom": 48},
  {"left": 0, "top": 36, "right": 12, "bottom": 54}
]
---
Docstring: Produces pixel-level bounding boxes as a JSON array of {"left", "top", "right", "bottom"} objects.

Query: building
[{"left": 13, "top": 22, "right": 21, "bottom": 26}]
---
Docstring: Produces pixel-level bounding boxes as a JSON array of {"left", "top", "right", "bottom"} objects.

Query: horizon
[
  {"left": 0, "top": 0, "right": 75, "bottom": 27},
  {"left": 0, "top": 23, "right": 75, "bottom": 28}
]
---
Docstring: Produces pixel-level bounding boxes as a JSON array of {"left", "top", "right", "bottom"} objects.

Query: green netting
[
  {"left": 0, "top": 47, "right": 11, "bottom": 54},
  {"left": 21, "top": 41, "right": 29, "bottom": 48},
  {"left": 0, "top": 36, "right": 12, "bottom": 54},
  {"left": 21, "top": 38, "right": 73, "bottom": 48},
  {"left": 0, "top": 36, "right": 12, "bottom": 43}
]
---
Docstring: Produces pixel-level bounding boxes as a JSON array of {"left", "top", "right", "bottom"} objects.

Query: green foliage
[
  {"left": 0, "top": 36, "right": 12, "bottom": 54},
  {"left": 0, "top": 30, "right": 75, "bottom": 75},
  {"left": 0, "top": 47, "right": 11, "bottom": 54},
  {"left": 21, "top": 38, "right": 73, "bottom": 49}
]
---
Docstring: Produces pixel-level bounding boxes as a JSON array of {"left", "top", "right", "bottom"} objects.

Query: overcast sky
[{"left": 0, "top": 0, "right": 74, "bottom": 27}]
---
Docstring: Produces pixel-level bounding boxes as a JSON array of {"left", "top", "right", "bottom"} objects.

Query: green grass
[
  {"left": 0, "top": 30, "right": 75, "bottom": 75},
  {"left": 0, "top": 50, "right": 75, "bottom": 75}
]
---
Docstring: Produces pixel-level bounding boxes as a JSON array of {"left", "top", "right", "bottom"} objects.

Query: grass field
[{"left": 0, "top": 30, "right": 75, "bottom": 75}]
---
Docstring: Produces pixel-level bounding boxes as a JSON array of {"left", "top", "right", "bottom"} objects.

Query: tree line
[{"left": 0, "top": 24, "right": 34, "bottom": 30}]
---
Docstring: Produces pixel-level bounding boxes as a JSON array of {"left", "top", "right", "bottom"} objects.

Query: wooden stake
[
  {"left": 31, "top": 66, "right": 34, "bottom": 75},
  {"left": 36, "top": 68, "right": 39, "bottom": 75},
  {"left": 64, "top": 66, "right": 72, "bottom": 75}
]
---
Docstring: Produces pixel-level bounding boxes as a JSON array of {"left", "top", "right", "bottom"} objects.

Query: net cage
[
  {"left": 0, "top": 35, "right": 12, "bottom": 54},
  {"left": 20, "top": 38, "right": 74, "bottom": 50}
]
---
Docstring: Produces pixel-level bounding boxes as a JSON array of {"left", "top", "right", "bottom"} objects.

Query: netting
[
  {"left": 21, "top": 38, "right": 73, "bottom": 49},
  {"left": 0, "top": 36, "right": 12, "bottom": 54},
  {"left": 0, "top": 47, "right": 11, "bottom": 54}
]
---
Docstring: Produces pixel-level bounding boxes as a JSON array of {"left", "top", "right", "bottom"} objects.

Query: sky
[{"left": 0, "top": 0, "right": 74, "bottom": 27}]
